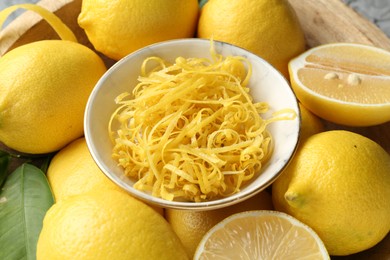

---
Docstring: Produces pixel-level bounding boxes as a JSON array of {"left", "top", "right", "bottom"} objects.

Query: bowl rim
[{"left": 84, "top": 38, "right": 301, "bottom": 210}]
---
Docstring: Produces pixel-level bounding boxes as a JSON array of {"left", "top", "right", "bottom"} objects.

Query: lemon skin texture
[
  {"left": 47, "top": 137, "right": 123, "bottom": 201},
  {"left": 78, "top": 0, "right": 199, "bottom": 60},
  {"left": 47, "top": 137, "right": 164, "bottom": 215},
  {"left": 272, "top": 130, "right": 390, "bottom": 256},
  {"left": 298, "top": 103, "right": 324, "bottom": 141},
  {"left": 0, "top": 40, "right": 106, "bottom": 154},
  {"left": 36, "top": 189, "right": 188, "bottom": 260},
  {"left": 197, "top": 0, "right": 306, "bottom": 78}
]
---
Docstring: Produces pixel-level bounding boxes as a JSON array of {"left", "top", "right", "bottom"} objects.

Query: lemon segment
[{"left": 289, "top": 43, "right": 390, "bottom": 126}]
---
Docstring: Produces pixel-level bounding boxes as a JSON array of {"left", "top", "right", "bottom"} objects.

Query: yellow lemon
[
  {"left": 47, "top": 137, "right": 164, "bottom": 215},
  {"left": 166, "top": 190, "right": 273, "bottom": 257},
  {"left": 272, "top": 130, "right": 390, "bottom": 256},
  {"left": 299, "top": 103, "right": 324, "bottom": 141},
  {"left": 78, "top": 0, "right": 199, "bottom": 61},
  {"left": 194, "top": 210, "right": 329, "bottom": 259},
  {"left": 37, "top": 189, "right": 188, "bottom": 260},
  {"left": 47, "top": 137, "right": 122, "bottom": 201},
  {"left": 197, "top": 0, "right": 306, "bottom": 78},
  {"left": 0, "top": 40, "right": 106, "bottom": 154},
  {"left": 289, "top": 43, "right": 390, "bottom": 126}
]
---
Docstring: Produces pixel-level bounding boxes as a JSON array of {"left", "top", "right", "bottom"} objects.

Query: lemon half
[
  {"left": 194, "top": 210, "right": 329, "bottom": 259},
  {"left": 289, "top": 43, "right": 390, "bottom": 126}
]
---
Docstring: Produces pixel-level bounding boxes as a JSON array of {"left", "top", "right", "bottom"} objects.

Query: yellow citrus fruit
[
  {"left": 166, "top": 190, "right": 273, "bottom": 257},
  {"left": 47, "top": 137, "right": 164, "bottom": 215},
  {"left": 272, "top": 130, "right": 390, "bottom": 256},
  {"left": 47, "top": 137, "right": 122, "bottom": 201},
  {"left": 37, "top": 189, "right": 188, "bottom": 260},
  {"left": 0, "top": 40, "right": 106, "bottom": 154},
  {"left": 194, "top": 210, "right": 329, "bottom": 259},
  {"left": 78, "top": 0, "right": 199, "bottom": 61},
  {"left": 197, "top": 0, "right": 306, "bottom": 78},
  {"left": 299, "top": 103, "right": 324, "bottom": 141},
  {"left": 289, "top": 43, "right": 390, "bottom": 127}
]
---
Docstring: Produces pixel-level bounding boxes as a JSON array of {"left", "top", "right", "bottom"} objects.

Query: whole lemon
[
  {"left": 37, "top": 189, "right": 188, "bottom": 260},
  {"left": 298, "top": 103, "right": 324, "bottom": 141},
  {"left": 197, "top": 0, "right": 306, "bottom": 78},
  {"left": 47, "top": 137, "right": 164, "bottom": 215},
  {"left": 166, "top": 190, "right": 273, "bottom": 257},
  {"left": 78, "top": 0, "right": 199, "bottom": 61},
  {"left": 47, "top": 137, "right": 122, "bottom": 201},
  {"left": 0, "top": 40, "right": 106, "bottom": 154},
  {"left": 272, "top": 130, "right": 390, "bottom": 256}
]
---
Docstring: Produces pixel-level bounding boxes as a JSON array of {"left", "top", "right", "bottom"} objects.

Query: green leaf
[
  {"left": 199, "top": 0, "right": 208, "bottom": 8},
  {"left": 0, "top": 150, "right": 10, "bottom": 188},
  {"left": 0, "top": 163, "right": 54, "bottom": 260}
]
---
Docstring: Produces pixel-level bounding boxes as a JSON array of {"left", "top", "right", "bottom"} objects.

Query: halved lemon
[
  {"left": 194, "top": 210, "right": 330, "bottom": 260},
  {"left": 288, "top": 43, "right": 390, "bottom": 127}
]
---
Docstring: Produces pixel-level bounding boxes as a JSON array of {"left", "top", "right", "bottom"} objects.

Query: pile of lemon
[{"left": 1, "top": 0, "right": 389, "bottom": 259}]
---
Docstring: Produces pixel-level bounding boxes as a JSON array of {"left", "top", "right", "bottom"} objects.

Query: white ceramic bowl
[{"left": 84, "top": 39, "right": 300, "bottom": 210}]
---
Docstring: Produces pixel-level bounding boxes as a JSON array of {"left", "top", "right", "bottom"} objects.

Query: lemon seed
[
  {"left": 347, "top": 73, "right": 361, "bottom": 86},
  {"left": 324, "top": 72, "right": 339, "bottom": 80}
]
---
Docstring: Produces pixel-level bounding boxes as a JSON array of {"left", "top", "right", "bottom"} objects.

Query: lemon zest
[
  {"left": 109, "top": 42, "right": 296, "bottom": 202},
  {"left": 0, "top": 4, "right": 77, "bottom": 42}
]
